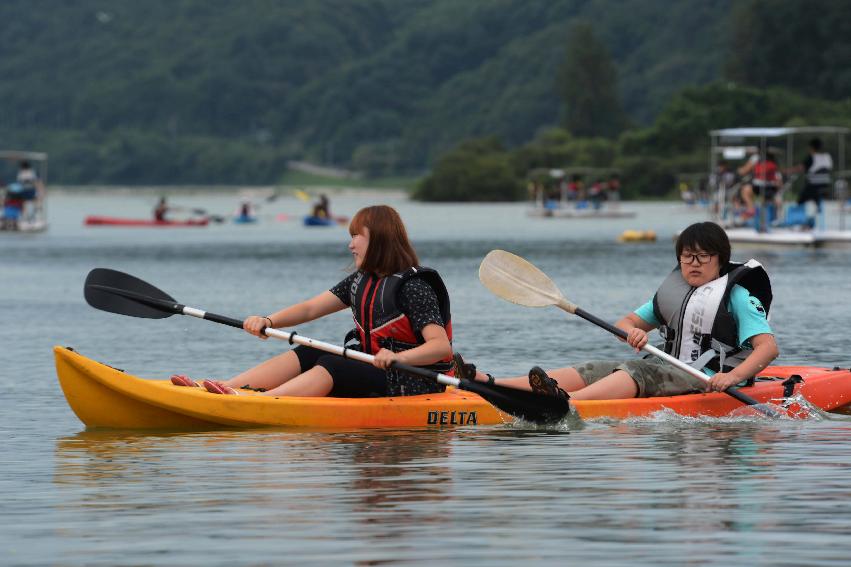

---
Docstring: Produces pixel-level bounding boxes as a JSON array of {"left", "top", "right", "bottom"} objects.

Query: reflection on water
[{"left": 42, "top": 421, "right": 851, "bottom": 565}]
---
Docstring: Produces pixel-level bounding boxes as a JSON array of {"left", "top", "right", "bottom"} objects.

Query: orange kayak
[
  {"left": 54, "top": 346, "right": 851, "bottom": 429},
  {"left": 84, "top": 216, "right": 209, "bottom": 227},
  {"left": 54, "top": 346, "right": 509, "bottom": 430},
  {"left": 573, "top": 365, "right": 851, "bottom": 419}
]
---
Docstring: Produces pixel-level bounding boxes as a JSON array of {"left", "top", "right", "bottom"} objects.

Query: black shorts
[
  {"left": 293, "top": 345, "right": 388, "bottom": 397},
  {"left": 752, "top": 184, "right": 778, "bottom": 199},
  {"left": 797, "top": 184, "right": 827, "bottom": 206}
]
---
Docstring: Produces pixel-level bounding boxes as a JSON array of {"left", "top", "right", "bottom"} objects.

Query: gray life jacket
[
  {"left": 806, "top": 152, "right": 833, "bottom": 186},
  {"left": 651, "top": 259, "right": 772, "bottom": 373}
]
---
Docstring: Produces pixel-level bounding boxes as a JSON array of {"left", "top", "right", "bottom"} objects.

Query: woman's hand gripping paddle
[
  {"left": 83, "top": 268, "right": 570, "bottom": 425},
  {"left": 478, "top": 250, "right": 780, "bottom": 417}
]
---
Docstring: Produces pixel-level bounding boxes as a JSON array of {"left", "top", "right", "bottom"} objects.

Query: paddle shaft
[
  {"left": 570, "top": 305, "right": 764, "bottom": 408},
  {"left": 96, "top": 284, "right": 462, "bottom": 388}
]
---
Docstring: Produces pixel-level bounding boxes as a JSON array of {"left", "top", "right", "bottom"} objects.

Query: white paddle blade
[{"left": 478, "top": 250, "right": 576, "bottom": 312}]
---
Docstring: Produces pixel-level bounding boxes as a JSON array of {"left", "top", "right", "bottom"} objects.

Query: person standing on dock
[{"left": 789, "top": 138, "right": 833, "bottom": 218}]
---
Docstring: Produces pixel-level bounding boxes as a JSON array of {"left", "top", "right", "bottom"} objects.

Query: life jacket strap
[
  {"left": 344, "top": 328, "right": 359, "bottom": 347},
  {"left": 689, "top": 349, "right": 717, "bottom": 371},
  {"left": 658, "top": 325, "right": 675, "bottom": 354}
]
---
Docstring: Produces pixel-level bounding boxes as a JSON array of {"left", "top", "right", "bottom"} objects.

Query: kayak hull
[
  {"left": 303, "top": 215, "right": 347, "bottom": 227},
  {"left": 84, "top": 216, "right": 209, "bottom": 227},
  {"left": 54, "top": 347, "right": 851, "bottom": 429},
  {"left": 54, "top": 347, "right": 508, "bottom": 430},
  {"left": 233, "top": 216, "right": 258, "bottom": 224},
  {"left": 572, "top": 366, "right": 851, "bottom": 419}
]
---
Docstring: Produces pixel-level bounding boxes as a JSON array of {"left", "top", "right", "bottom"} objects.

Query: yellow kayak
[{"left": 54, "top": 346, "right": 510, "bottom": 430}]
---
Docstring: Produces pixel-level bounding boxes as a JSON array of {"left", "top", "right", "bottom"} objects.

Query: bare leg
[
  {"left": 475, "top": 367, "right": 637, "bottom": 400},
  {"left": 472, "top": 367, "right": 587, "bottom": 392},
  {"left": 569, "top": 370, "right": 638, "bottom": 400},
  {"left": 741, "top": 185, "right": 755, "bottom": 211},
  {"left": 221, "top": 350, "right": 303, "bottom": 391},
  {"left": 263, "top": 366, "right": 334, "bottom": 397}
]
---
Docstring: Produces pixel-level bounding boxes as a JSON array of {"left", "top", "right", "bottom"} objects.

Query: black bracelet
[{"left": 263, "top": 316, "right": 274, "bottom": 328}]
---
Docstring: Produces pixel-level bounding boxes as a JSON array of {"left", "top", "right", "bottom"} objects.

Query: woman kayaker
[
  {"left": 153, "top": 196, "right": 169, "bottom": 222},
  {"left": 172, "top": 204, "right": 454, "bottom": 397},
  {"left": 456, "top": 221, "right": 779, "bottom": 401}
]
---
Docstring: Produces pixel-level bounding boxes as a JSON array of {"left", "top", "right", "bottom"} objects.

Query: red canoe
[{"left": 84, "top": 216, "right": 209, "bottom": 227}]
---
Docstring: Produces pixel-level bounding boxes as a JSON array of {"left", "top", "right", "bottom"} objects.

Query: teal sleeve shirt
[{"left": 634, "top": 284, "right": 772, "bottom": 348}]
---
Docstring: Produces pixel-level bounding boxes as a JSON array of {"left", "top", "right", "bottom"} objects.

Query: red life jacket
[
  {"left": 752, "top": 161, "right": 779, "bottom": 186},
  {"left": 346, "top": 267, "right": 453, "bottom": 374}
]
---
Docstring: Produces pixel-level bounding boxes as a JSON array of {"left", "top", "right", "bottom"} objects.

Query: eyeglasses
[{"left": 679, "top": 252, "right": 715, "bottom": 265}]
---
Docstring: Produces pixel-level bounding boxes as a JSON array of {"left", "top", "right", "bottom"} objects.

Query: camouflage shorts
[{"left": 574, "top": 357, "right": 708, "bottom": 397}]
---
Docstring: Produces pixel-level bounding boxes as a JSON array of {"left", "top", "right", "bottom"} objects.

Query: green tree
[
  {"left": 725, "top": 0, "right": 851, "bottom": 100},
  {"left": 556, "top": 22, "right": 628, "bottom": 139},
  {"left": 413, "top": 138, "right": 522, "bottom": 201}
]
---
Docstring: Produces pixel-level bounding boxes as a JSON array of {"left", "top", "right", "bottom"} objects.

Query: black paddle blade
[
  {"left": 458, "top": 378, "right": 571, "bottom": 425},
  {"left": 84, "top": 268, "right": 179, "bottom": 319}
]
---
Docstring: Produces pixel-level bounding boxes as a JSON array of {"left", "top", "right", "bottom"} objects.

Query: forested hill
[{"left": 0, "top": 0, "right": 847, "bottom": 184}]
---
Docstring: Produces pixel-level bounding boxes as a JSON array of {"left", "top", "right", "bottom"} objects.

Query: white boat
[
  {"left": 722, "top": 227, "right": 816, "bottom": 248},
  {"left": 527, "top": 205, "right": 636, "bottom": 219},
  {"left": 0, "top": 150, "right": 48, "bottom": 233},
  {"left": 526, "top": 166, "right": 636, "bottom": 219},
  {"left": 707, "top": 127, "right": 850, "bottom": 248}
]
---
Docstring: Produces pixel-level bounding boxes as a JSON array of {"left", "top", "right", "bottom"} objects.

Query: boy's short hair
[{"left": 675, "top": 222, "right": 731, "bottom": 266}]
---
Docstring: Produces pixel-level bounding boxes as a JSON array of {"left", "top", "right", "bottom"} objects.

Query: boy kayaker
[
  {"left": 455, "top": 221, "right": 779, "bottom": 401},
  {"left": 172, "top": 205, "right": 454, "bottom": 398}
]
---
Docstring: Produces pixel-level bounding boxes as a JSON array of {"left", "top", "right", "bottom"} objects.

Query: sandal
[
  {"left": 452, "top": 353, "right": 495, "bottom": 384},
  {"left": 528, "top": 366, "right": 569, "bottom": 401},
  {"left": 170, "top": 374, "right": 200, "bottom": 387},
  {"left": 202, "top": 379, "right": 239, "bottom": 395}
]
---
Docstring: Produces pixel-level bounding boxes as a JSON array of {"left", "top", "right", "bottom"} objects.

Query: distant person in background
[
  {"left": 606, "top": 174, "right": 621, "bottom": 205},
  {"left": 153, "top": 196, "right": 169, "bottom": 222},
  {"left": 711, "top": 160, "right": 738, "bottom": 213},
  {"left": 544, "top": 179, "right": 560, "bottom": 203},
  {"left": 238, "top": 198, "right": 255, "bottom": 219},
  {"left": 567, "top": 174, "right": 583, "bottom": 202},
  {"left": 1, "top": 161, "right": 40, "bottom": 230},
  {"left": 588, "top": 179, "right": 606, "bottom": 209},
  {"left": 679, "top": 182, "right": 696, "bottom": 206},
  {"left": 739, "top": 151, "right": 781, "bottom": 216},
  {"left": 527, "top": 180, "right": 539, "bottom": 201},
  {"left": 312, "top": 194, "right": 331, "bottom": 219},
  {"left": 2, "top": 183, "right": 23, "bottom": 230},
  {"left": 788, "top": 138, "right": 833, "bottom": 215},
  {"left": 15, "top": 160, "right": 42, "bottom": 222}
]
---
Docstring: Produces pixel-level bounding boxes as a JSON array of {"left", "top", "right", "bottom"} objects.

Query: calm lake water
[{"left": 3, "top": 190, "right": 851, "bottom": 566}]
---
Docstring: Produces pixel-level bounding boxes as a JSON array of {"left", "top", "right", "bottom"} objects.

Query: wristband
[{"left": 263, "top": 316, "right": 274, "bottom": 328}]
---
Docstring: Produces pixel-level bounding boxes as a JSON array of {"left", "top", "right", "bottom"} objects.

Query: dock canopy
[
  {"left": 710, "top": 127, "right": 850, "bottom": 138},
  {"left": 0, "top": 150, "right": 48, "bottom": 161}
]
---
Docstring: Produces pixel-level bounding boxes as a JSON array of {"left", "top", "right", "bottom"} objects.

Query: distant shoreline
[{"left": 49, "top": 185, "right": 411, "bottom": 199}]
